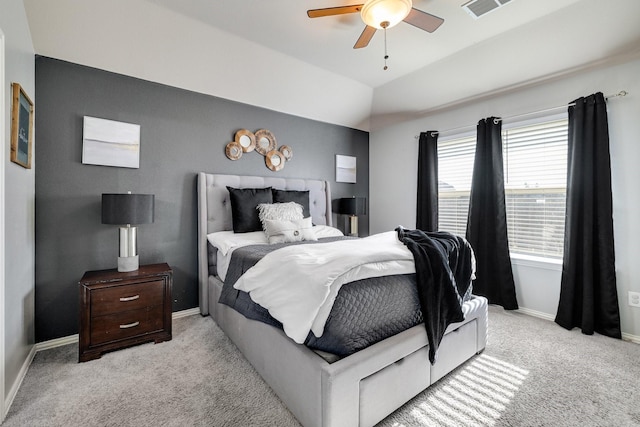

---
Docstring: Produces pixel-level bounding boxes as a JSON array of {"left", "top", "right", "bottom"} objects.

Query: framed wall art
[
  {"left": 336, "top": 154, "right": 357, "bottom": 183},
  {"left": 82, "top": 116, "right": 141, "bottom": 168},
  {"left": 10, "top": 83, "right": 34, "bottom": 169}
]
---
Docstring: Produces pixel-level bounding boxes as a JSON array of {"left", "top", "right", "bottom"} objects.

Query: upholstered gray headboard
[{"left": 197, "top": 173, "right": 333, "bottom": 315}]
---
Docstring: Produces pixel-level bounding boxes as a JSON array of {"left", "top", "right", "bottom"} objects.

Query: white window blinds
[
  {"left": 437, "top": 117, "right": 568, "bottom": 260},
  {"left": 503, "top": 119, "right": 568, "bottom": 259},
  {"left": 437, "top": 134, "right": 475, "bottom": 237}
]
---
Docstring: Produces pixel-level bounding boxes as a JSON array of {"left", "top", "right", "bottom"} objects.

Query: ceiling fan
[{"left": 307, "top": 0, "right": 444, "bottom": 49}]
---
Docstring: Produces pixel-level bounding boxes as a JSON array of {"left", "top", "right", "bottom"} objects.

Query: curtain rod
[{"left": 414, "top": 90, "right": 628, "bottom": 139}]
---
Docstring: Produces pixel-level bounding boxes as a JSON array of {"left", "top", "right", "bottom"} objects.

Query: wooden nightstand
[{"left": 79, "top": 263, "right": 172, "bottom": 362}]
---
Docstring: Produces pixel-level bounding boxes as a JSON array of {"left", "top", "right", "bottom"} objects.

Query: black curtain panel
[
  {"left": 466, "top": 118, "right": 518, "bottom": 309},
  {"left": 555, "top": 93, "right": 621, "bottom": 338},
  {"left": 416, "top": 131, "right": 439, "bottom": 231}
]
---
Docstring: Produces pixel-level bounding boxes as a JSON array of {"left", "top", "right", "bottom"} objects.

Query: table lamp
[
  {"left": 102, "top": 193, "right": 155, "bottom": 272},
  {"left": 338, "top": 197, "right": 366, "bottom": 236}
]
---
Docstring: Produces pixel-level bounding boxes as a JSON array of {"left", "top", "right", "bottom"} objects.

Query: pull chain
[{"left": 382, "top": 21, "right": 389, "bottom": 71}]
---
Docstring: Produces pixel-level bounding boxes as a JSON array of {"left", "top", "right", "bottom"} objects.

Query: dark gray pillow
[
  {"left": 272, "top": 189, "right": 311, "bottom": 218},
  {"left": 226, "top": 186, "right": 273, "bottom": 233}
]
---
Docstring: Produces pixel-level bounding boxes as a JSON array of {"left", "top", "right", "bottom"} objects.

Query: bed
[{"left": 197, "top": 172, "right": 488, "bottom": 427}]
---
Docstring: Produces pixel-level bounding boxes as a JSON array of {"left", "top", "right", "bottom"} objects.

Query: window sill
[{"left": 510, "top": 253, "right": 562, "bottom": 271}]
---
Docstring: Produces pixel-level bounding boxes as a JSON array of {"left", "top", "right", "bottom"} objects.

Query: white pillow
[
  {"left": 207, "top": 230, "right": 267, "bottom": 256},
  {"left": 263, "top": 217, "right": 317, "bottom": 244},
  {"left": 257, "top": 202, "right": 304, "bottom": 237},
  {"left": 312, "top": 225, "right": 344, "bottom": 238}
]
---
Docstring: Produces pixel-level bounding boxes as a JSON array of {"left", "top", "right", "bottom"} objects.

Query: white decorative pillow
[
  {"left": 312, "top": 225, "right": 344, "bottom": 238},
  {"left": 257, "top": 202, "right": 304, "bottom": 238},
  {"left": 206, "top": 230, "right": 267, "bottom": 256},
  {"left": 263, "top": 216, "right": 317, "bottom": 244}
]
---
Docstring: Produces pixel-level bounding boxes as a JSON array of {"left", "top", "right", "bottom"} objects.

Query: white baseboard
[
  {"left": 516, "top": 306, "right": 556, "bottom": 322},
  {"left": 517, "top": 307, "right": 640, "bottom": 344},
  {"left": 4, "top": 345, "right": 36, "bottom": 419},
  {"left": 622, "top": 332, "right": 640, "bottom": 344},
  {"left": 34, "top": 308, "right": 200, "bottom": 352},
  {"left": 172, "top": 307, "right": 200, "bottom": 319},
  {"left": 35, "top": 334, "right": 79, "bottom": 352}
]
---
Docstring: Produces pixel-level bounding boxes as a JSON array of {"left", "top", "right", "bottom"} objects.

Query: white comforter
[
  {"left": 233, "top": 231, "right": 416, "bottom": 343},
  {"left": 209, "top": 225, "right": 345, "bottom": 281}
]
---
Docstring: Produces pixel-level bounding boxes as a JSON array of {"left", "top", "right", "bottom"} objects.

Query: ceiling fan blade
[
  {"left": 403, "top": 8, "right": 444, "bottom": 33},
  {"left": 353, "top": 25, "right": 376, "bottom": 49},
  {"left": 307, "top": 5, "right": 364, "bottom": 18}
]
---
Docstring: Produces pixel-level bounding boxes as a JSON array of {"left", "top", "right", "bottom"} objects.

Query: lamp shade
[
  {"left": 102, "top": 193, "right": 155, "bottom": 225},
  {"left": 361, "top": 0, "right": 412, "bottom": 29},
  {"left": 338, "top": 197, "right": 366, "bottom": 216}
]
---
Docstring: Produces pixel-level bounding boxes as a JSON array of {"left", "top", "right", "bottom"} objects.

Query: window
[
  {"left": 503, "top": 119, "right": 568, "bottom": 259},
  {"left": 437, "top": 116, "right": 568, "bottom": 259},
  {"left": 437, "top": 134, "right": 475, "bottom": 237}
]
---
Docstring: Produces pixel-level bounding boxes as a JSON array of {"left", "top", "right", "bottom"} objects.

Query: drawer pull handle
[
  {"left": 119, "top": 321, "right": 140, "bottom": 329},
  {"left": 119, "top": 295, "right": 140, "bottom": 302}
]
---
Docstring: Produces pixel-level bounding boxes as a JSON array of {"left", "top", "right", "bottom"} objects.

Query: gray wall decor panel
[{"left": 35, "top": 57, "right": 369, "bottom": 342}]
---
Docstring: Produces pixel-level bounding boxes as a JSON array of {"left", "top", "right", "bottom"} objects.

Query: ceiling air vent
[{"left": 462, "top": 0, "right": 512, "bottom": 19}]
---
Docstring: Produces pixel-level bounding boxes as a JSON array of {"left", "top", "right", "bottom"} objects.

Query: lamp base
[
  {"left": 118, "top": 255, "right": 139, "bottom": 272},
  {"left": 349, "top": 215, "right": 359, "bottom": 237}
]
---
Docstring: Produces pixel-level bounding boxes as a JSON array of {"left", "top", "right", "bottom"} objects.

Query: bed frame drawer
[
  {"left": 358, "top": 318, "right": 478, "bottom": 426},
  {"left": 359, "top": 345, "right": 431, "bottom": 427},
  {"left": 430, "top": 319, "right": 478, "bottom": 383}
]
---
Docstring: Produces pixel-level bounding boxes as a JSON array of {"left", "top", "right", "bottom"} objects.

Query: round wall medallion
[
  {"left": 254, "top": 129, "right": 277, "bottom": 156},
  {"left": 225, "top": 141, "right": 243, "bottom": 160},
  {"left": 279, "top": 145, "right": 293, "bottom": 161},
  {"left": 234, "top": 129, "right": 256, "bottom": 152},
  {"left": 265, "top": 150, "right": 285, "bottom": 172}
]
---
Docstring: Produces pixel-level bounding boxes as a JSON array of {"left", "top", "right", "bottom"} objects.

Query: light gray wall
[
  {"left": 370, "top": 58, "right": 640, "bottom": 339},
  {"left": 34, "top": 57, "right": 369, "bottom": 342},
  {"left": 1, "top": 0, "right": 36, "bottom": 411},
  {"left": 22, "top": 0, "right": 373, "bottom": 131}
]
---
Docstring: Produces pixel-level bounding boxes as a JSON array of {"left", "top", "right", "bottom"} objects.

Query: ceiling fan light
[{"left": 361, "top": 0, "right": 412, "bottom": 29}]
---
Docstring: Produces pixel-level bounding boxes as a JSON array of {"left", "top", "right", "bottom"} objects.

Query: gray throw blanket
[{"left": 396, "top": 226, "right": 475, "bottom": 364}]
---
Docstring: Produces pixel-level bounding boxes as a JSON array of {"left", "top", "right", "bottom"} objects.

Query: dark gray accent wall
[{"left": 35, "top": 57, "right": 369, "bottom": 342}]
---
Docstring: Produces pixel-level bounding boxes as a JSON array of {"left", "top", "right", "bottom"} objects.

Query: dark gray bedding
[
  {"left": 219, "top": 237, "right": 352, "bottom": 331},
  {"left": 218, "top": 237, "right": 435, "bottom": 358},
  {"left": 305, "top": 273, "right": 423, "bottom": 356}
]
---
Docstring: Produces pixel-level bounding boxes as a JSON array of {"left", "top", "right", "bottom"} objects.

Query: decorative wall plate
[
  {"left": 225, "top": 141, "right": 243, "bottom": 160},
  {"left": 234, "top": 129, "right": 256, "bottom": 152},
  {"left": 265, "top": 149, "right": 286, "bottom": 172},
  {"left": 279, "top": 145, "right": 293, "bottom": 161},
  {"left": 254, "top": 129, "right": 277, "bottom": 156}
]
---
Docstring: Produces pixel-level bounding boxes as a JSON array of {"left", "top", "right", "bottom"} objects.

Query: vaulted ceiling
[{"left": 24, "top": 0, "right": 640, "bottom": 131}]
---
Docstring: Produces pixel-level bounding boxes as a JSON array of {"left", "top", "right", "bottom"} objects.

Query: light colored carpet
[{"left": 4, "top": 307, "right": 640, "bottom": 426}]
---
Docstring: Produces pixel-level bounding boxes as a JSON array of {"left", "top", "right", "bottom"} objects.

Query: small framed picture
[
  {"left": 336, "top": 154, "right": 357, "bottom": 183},
  {"left": 10, "top": 83, "right": 34, "bottom": 169}
]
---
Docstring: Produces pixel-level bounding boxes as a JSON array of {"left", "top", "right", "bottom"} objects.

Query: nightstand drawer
[
  {"left": 90, "top": 305, "right": 164, "bottom": 345},
  {"left": 91, "top": 280, "right": 164, "bottom": 317}
]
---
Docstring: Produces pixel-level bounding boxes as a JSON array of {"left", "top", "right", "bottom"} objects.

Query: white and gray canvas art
[
  {"left": 336, "top": 154, "right": 357, "bottom": 183},
  {"left": 82, "top": 116, "right": 141, "bottom": 168}
]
